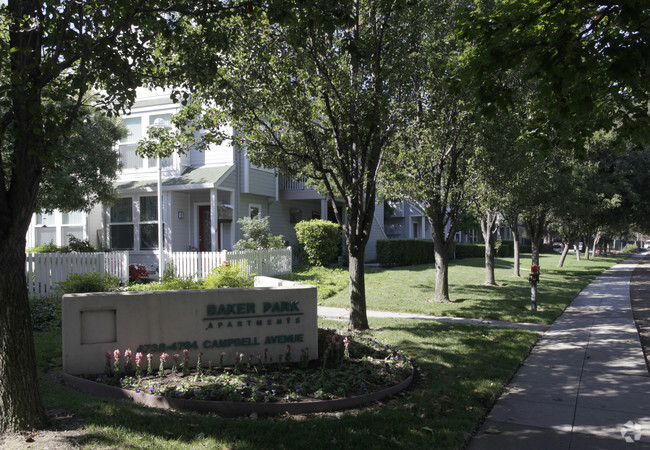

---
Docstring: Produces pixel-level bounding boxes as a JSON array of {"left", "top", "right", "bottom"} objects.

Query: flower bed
[{"left": 63, "top": 329, "right": 413, "bottom": 416}]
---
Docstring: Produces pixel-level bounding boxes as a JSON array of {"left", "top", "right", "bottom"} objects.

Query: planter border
[{"left": 62, "top": 370, "right": 413, "bottom": 416}]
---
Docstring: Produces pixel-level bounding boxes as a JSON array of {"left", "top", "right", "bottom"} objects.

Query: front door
[{"left": 198, "top": 205, "right": 211, "bottom": 251}]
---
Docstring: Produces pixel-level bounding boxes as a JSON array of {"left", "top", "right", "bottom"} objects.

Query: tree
[
  {"left": 234, "top": 216, "right": 284, "bottom": 250},
  {"left": 35, "top": 105, "right": 126, "bottom": 213},
  {"left": 460, "top": 1, "right": 650, "bottom": 150},
  {"left": 381, "top": 0, "right": 478, "bottom": 302},
  {"left": 0, "top": 0, "right": 250, "bottom": 432},
  {"left": 144, "top": 0, "right": 417, "bottom": 329}
]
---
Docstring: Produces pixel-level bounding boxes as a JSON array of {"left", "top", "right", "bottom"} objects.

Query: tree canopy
[
  {"left": 460, "top": 1, "right": 650, "bottom": 148},
  {"left": 141, "top": 0, "right": 419, "bottom": 330},
  {"left": 35, "top": 105, "right": 126, "bottom": 213}
]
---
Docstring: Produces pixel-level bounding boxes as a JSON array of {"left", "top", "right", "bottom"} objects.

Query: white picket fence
[
  {"left": 170, "top": 248, "right": 292, "bottom": 279},
  {"left": 25, "top": 252, "right": 129, "bottom": 298},
  {"left": 25, "top": 248, "right": 290, "bottom": 297}
]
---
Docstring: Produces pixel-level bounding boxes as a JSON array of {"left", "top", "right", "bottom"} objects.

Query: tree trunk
[
  {"left": 0, "top": 1, "right": 49, "bottom": 430},
  {"left": 576, "top": 243, "right": 581, "bottom": 261},
  {"left": 524, "top": 213, "right": 546, "bottom": 267},
  {"left": 347, "top": 249, "right": 369, "bottom": 330},
  {"left": 479, "top": 209, "right": 498, "bottom": 285},
  {"left": 0, "top": 248, "right": 47, "bottom": 431},
  {"left": 428, "top": 211, "right": 455, "bottom": 302},
  {"left": 583, "top": 236, "right": 590, "bottom": 260},
  {"left": 592, "top": 231, "right": 601, "bottom": 258},
  {"left": 557, "top": 241, "right": 571, "bottom": 267},
  {"left": 513, "top": 235, "right": 520, "bottom": 277},
  {"left": 508, "top": 213, "right": 521, "bottom": 277},
  {"left": 433, "top": 240, "right": 450, "bottom": 302}
]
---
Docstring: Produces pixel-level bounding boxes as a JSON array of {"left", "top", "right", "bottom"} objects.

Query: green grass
[
  {"left": 280, "top": 265, "right": 350, "bottom": 301},
  {"left": 313, "top": 253, "right": 626, "bottom": 324},
  {"left": 36, "top": 318, "right": 539, "bottom": 449},
  {"left": 31, "top": 253, "right": 626, "bottom": 448}
]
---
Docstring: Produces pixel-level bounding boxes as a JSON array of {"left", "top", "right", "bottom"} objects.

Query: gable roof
[{"left": 115, "top": 165, "right": 234, "bottom": 192}]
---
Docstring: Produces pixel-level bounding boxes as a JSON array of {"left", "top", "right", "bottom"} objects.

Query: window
[
  {"left": 148, "top": 114, "right": 173, "bottom": 168},
  {"left": 249, "top": 204, "right": 261, "bottom": 219},
  {"left": 111, "top": 197, "right": 133, "bottom": 222},
  {"left": 139, "top": 196, "right": 158, "bottom": 250},
  {"left": 140, "top": 196, "right": 158, "bottom": 222},
  {"left": 140, "top": 224, "right": 159, "bottom": 250},
  {"left": 62, "top": 211, "right": 83, "bottom": 225},
  {"left": 35, "top": 212, "right": 55, "bottom": 226},
  {"left": 110, "top": 197, "right": 134, "bottom": 250},
  {"left": 119, "top": 117, "right": 143, "bottom": 169}
]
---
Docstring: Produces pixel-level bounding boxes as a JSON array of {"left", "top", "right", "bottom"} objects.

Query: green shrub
[
  {"left": 202, "top": 262, "right": 254, "bottom": 288},
  {"left": 27, "top": 241, "right": 67, "bottom": 253},
  {"left": 377, "top": 239, "right": 435, "bottom": 267},
  {"left": 496, "top": 240, "right": 517, "bottom": 257},
  {"left": 520, "top": 244, "right": 532, "bottom": 253},
  {"left": 67, "top": 236, "right": 96, "bottom": 252},
  {"left": 234, "top": 216, "right": 284, "bottom": 250},
  {"left": 29, "top": 296, "right": 62, "bottom": 331},
  {"left": 621, "top": 243, "right": 640, "bottom": 253},
  {"left": 55, "top": 271, "right": 121, "bottom": 295},
  {"left": 294, "top": 219, "right": 342, "bottom": 266},
  {"left": 127, "top": 277, "right": 203, "bottom": 291},
  {"left": 454, "top": 243, "right": 485, "bottom": 259}
]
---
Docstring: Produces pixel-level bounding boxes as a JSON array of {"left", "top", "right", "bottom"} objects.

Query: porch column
[
  {"left": 320, "top": 198, "right": 328, "bottom": 221},
  {"left": 420, "top": 218, "right": 425, "bottom": 239},
  {"left": 210, "top": 188, "right": 218, "bottom": 252},
  {"left": 164, "top": 192, "right": 173, "bottom": 253}
]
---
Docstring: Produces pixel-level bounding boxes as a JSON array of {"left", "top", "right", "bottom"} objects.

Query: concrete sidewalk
[{"left": 469, "top": 254, "right": 650, "bottom": 449}]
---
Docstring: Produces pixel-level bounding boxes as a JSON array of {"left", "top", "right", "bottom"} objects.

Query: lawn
[
  {"left": 25, "top": 253, "right": 627, "bottom": 448},
  {"left": 34, "top": 319, "right": 539, "bottom": 449},
  {"left": 286, "top": 253, "right": 627, "bottom": 324}
]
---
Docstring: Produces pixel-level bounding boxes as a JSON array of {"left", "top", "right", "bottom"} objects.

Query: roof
[{"left": 115, "top": 165, "right": 234, "bottom": 192}]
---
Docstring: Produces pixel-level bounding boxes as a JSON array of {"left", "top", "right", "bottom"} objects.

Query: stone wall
[{"left": 62, "top": 278, "right": 317, "bottom": 375}]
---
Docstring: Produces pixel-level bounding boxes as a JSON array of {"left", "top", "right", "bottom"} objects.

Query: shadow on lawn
[{"left": 41, "top": 320, "right": 538, "bottom": 449}]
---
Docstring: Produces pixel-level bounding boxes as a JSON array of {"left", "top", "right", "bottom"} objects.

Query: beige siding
[
  {"left": 170, "top": 192, "right": 191, "bottom": 251},
  {"left": 248, "top": 168, "right": 276, "bottom": 197}
]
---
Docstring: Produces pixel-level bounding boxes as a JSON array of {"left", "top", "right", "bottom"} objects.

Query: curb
[{"left": 62, "top": 371, "right": 413, "bottom": 416}]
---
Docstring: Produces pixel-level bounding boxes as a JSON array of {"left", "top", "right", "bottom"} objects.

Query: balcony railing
[{"left": 280, "top": 175, "right": 312, "bottom": 191}]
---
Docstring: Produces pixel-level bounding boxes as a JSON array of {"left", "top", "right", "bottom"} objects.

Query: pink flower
[
  {"left": 105, "top": 351, "right": 111, "bottom": 360},
  {"left": 344, "top": 337, "right": 350, "bottom": 348},
  {"left": 182, "top": 349, "right": 189, "bottom": 361},
  {"left": 160, "top": 352, "right": 169, "bottom": 363},
  {"left": 124, "top": 349, "right": 132, "bottom": 360},
  {"left": 147, "top": 353, "right": 153, "bottom": 362},
  {"left": 113, "top": 349, "right": 121, "bottom": 361},
  {"left": 135, "top": 352, "right": 143, "bottom": 365}
]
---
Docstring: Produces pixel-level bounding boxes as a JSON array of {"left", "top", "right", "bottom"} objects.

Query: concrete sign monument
[{"left": 62, "top": 277, "right": 317, "bottom": 375}]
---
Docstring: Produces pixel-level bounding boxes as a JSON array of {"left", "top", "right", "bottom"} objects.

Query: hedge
[
  {"left": 377, "top": 239, "right": 532, "bottom": 266},
  {"left": 454, "top": 241, "right": 531, "bottom": 259},
  {"left": 376, "top": 239, "right": 456, "bottom": 267},
  {"left": 454, "top": 243, "right": 485, "bottom": 259},
  {"left": 377, "top": 239, "right": 435, "bottom": 267}
]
